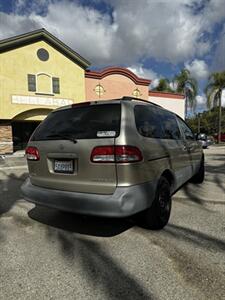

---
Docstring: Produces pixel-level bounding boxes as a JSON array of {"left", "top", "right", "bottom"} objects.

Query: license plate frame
[{"left": 54, "top": 160, "right": 74, "bottom": 174}]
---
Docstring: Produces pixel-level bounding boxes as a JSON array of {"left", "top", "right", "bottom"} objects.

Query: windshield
[{"left": 31, "top": 104, "right": 121, "bottom": 141}]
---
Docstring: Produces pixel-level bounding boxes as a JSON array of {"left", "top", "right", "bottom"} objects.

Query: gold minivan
[{"left": 21, "top": 97, "right": 204, "bottom": 229}]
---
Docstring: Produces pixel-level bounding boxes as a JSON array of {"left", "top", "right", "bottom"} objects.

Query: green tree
[
  {"left": 186, "top": 107, "right": 225, "bottom": 137},
  {"left": 153, "top": 78, "right": 173, "bottom": 92},
  {"left": 205, "top": 71, "right": 225, "bottom": 143},
  {"left": 174, "top": 69, "right": 198, "bottom": 118}
]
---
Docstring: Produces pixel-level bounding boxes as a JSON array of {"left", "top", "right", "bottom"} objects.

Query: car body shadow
[
  {"left": 28, "top": 205, "right": 134, "bottom": 237},
  {"left": 0, "top": 172, "right": 28, "bottom": 215}
]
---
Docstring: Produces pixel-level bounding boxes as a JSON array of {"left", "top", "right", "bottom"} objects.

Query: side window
[
  {"left": 27, "top": 74, "right": 36, "bottom": 92},
  {"left": 52, "top": 77, "right": 60, "bottom": 94},
  {"left": 134, "top": 105, "right": 163, "bottom": 138},
  {"left": 177, "top": 117, "right": 195, "bottom": 140},
  {"left": 158, "top": 109, "right": 181, "bottom": 140}
]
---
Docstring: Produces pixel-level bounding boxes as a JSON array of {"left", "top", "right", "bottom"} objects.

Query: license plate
[{"left": 54, "top": 160, "right": 74, "bottom": 173}]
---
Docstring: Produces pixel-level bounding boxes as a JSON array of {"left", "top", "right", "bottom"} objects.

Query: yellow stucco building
[{"left": 0, "top": 28, "right": 90, "bottom": 154}]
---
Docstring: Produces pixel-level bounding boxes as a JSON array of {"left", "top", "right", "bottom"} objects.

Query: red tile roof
[
  {"left": 149, "top": 91, "right": 185, "bottom": 99},
  {"left": 85, "top": 67, "right": 151, "bottom": 86}
]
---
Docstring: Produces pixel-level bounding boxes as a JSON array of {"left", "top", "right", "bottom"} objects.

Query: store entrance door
[{"left": 12, "top": 121, "right": 40, "bottom": 151}]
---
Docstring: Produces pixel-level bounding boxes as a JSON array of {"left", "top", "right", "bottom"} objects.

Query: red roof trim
[
  {"left": 85, "top": 67, "right": 151, "bottom": 86},
  {"left": 149, "top": 91, "right": 185, "bottom": 99}
]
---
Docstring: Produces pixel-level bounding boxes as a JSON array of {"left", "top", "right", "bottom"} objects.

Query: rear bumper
[{"left": 21, "top": 178, "right": 157, "bottom": 217}]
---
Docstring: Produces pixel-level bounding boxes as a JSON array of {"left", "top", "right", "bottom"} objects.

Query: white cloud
[
  {"left": 211, "top": 25, "right": 225, "bottom": 72},
  {"left": 128, "top": 64, "right": 157, "bottom": 80},
  {"left": 196, "top": 95, "right": 206, "bottom": 105},
  {"left": 195, "top": 92, "right": 225, "bottom": 111},
  {"left": 0, "top": 12, "right": 40, "bottom": 40},
  {"left": 185, "top": 59, "right": 209, "bottom": 80},
  {"left": 189, "top": 94, "right": 207, "bottom": 113},
  {"left": 128, "top": 64, "right": 159, "bottom": 88},
  {"left": 0, "top": 0, "right": 225, "bottom": 66}
]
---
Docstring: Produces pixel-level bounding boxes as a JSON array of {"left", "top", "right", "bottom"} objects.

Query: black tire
[
  {"left": 140, "top": 176, "right": 172, "bottom": 230},
  {"left": 190, "top": 156, "right": 205, "bottom": 184}
]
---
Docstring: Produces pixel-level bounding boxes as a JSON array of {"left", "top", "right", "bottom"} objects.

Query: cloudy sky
[{"left": 1, "top": 0, "right": 225, "bottom": 112}]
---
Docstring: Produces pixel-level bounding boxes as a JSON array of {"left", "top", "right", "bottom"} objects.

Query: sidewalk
[{"left": 0, "top": 150, "right": 27, "bottom": 169}]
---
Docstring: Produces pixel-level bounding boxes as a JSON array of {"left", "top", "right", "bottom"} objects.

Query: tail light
[
  {"left": 25, "top": 146, "right": 40, "bottom": 161},
  {"left": 91, "top": 146, "right": 143, "bottom": 163}
]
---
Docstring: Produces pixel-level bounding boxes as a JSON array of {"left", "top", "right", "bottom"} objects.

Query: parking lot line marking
[{"left": 0, "top": 166, "right": 28, "bottom": 170}]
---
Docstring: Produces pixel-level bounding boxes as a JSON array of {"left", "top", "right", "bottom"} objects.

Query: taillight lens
[
  {"left": 115, "top": 146, "right": 143, "bottom": 163},
  {"left": 91, "top": 146, "right": 115, "bottom": 163},
  {"left": 25, "top": 146, "right": 40, "bottom": 161},
  {"left": 91, "top": 146, "right": 143, "bottom": 163}
]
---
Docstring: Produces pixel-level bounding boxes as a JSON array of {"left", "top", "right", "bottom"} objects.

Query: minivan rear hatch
[{"left": 27, "top": 103, "right": 121, "bottom": 194}]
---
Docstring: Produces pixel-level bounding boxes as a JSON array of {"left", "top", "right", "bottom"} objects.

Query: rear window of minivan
[{"left": 31, "top": 104, "right": 121, "bottom": 140}]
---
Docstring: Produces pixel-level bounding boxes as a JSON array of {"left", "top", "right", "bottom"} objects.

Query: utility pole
[{"left": 197, "top": 113, "right": 201, "bottom": 133}]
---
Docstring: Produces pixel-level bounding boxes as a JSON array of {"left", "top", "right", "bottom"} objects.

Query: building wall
[
  {"left": 85, "top": 74, "right": 149, "bottom": 101},
  {"left": 0, "top": 40, "right": 86, "bottom": 121},
  {"left": 149, "top": 95, "right": 185, "bottom": 119}
]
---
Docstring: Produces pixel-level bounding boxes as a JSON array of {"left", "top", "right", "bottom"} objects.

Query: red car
[{"left": 214, "top": 133, "right": 225, "bottom": 142}]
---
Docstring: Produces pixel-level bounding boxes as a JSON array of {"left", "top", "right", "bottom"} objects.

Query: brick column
[{"left": 0, "top": 123, "right": 13, "bottom": 154}]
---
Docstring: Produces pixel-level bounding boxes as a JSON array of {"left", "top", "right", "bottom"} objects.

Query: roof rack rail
[{"left": 121, "top": 96, "right": 162, "bottom": 107}]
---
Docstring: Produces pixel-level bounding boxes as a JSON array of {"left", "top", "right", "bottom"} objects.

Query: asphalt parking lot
[{"left": 0, "top": 146, "right": 225, "bottom": 300}]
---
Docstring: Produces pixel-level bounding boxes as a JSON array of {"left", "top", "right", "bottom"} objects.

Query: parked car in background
[
  {"left": 214, "top": 133, "right": 225, "bottom": 143},
  {"left": 196, "top": 133, "right": 209, "bottom": 149},
  {"left": 206, "top": 136, "right": 215, "bottom": 146},
  {"left": 21, "top": 97, "right": 204, "bottom": 230}
]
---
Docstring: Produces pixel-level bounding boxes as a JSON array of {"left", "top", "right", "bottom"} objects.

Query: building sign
[{"left": 12, "top": 95, "right": 73, "bottom": 107}]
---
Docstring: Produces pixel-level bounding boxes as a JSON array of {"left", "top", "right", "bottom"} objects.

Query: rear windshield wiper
[{"left": 45, "top": 134, "right": 77, "bottom": 143}]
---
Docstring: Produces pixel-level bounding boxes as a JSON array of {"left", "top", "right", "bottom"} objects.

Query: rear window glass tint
[{"left": 31, "top": 104, "right": 121, "bottom": 140}]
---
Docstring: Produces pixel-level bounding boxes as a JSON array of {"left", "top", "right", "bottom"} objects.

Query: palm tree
[
  {"left": 205, "top": 71, "right": 225, "bottom": 143},
  {"left": 153, "top": 78, "right": 173, "bottom": 92},
  {"left": 174, "top": 69, "right": 198, "bottom": 118}
]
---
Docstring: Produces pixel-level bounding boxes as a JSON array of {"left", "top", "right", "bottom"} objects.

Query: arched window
[{"left": 37, "top": 73, "right": 52, "bottom": 94}]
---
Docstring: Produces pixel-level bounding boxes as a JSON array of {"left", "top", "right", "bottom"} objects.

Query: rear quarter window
[
  {"left": 157, "top": 109, "right": 181, "bottom": 140},
  {"left": 134, "top": 105, "right": 180, "bottom": 140},
  {"left": 31, "top": 104, "right": 121, "bottom": 141},
  {"left": 134, "top": 105, "right": 163, "bottom": 138}
]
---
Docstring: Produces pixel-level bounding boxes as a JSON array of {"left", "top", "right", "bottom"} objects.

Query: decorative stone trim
[{"left": 0, "top": 124, "right": 13, "bottom": 154}]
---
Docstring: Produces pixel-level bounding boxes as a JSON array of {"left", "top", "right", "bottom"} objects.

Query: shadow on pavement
[
  {"left": 164, "top": 223, "right": 225, "bottom": 253},
  {"left": 179, "top": 153, "right": 225, "bottom": 205},
  {"left": 206, "top": 165, "right": 225, "bottom": 175},
  {"left": 214, "top": 175, "right": 225, "bottom": 194},
  {"left": 137, "top": 223, "right": 225, "bottom": 298},
  {"left": 181, "top": 183, "right": 210, "bottom": 206},
  {"left": 0, "top": 171, "right": 28, "bottom": 215},
  {"left": 46, "top": 228, "right": 153, "bottom": 300},
  {"left": 28, "top": 205, "right": 133, "bottom": 237}
]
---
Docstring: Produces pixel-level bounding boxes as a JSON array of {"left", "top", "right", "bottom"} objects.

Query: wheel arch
[{"left": 160, "top": 169, "right": 175, "bottom": 191}]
